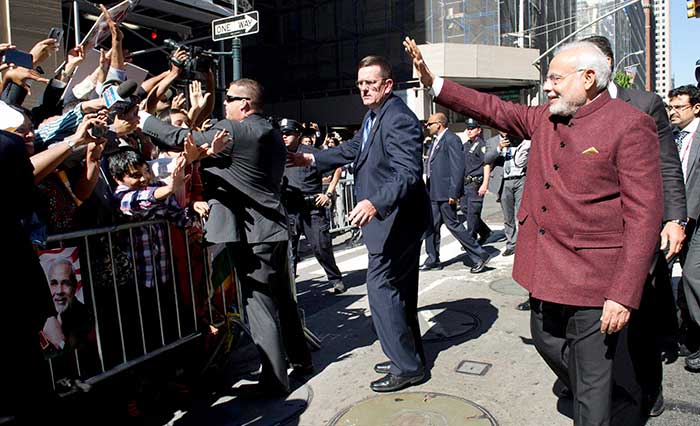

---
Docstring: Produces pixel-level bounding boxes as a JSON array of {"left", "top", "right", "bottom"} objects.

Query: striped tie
[{"left": 675, "top": 130, "right": 689, "bottom": 152}]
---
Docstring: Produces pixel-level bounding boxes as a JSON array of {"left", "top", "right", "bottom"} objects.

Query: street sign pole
[
  {"left": 232, "top": 37, "right": 241, "bottom": 81},
  {"left": 212, "top": 8, "right": 259, "bottom": 81}
]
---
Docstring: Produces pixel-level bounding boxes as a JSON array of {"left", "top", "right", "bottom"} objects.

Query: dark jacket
[
  {"left": 314, "top": 94, "right": 430, "bottom": 254},
  {"left": 427, "top": 129, "right": 465, "bottom": 201},
  {"left": 141, "top": 113, "right": 288, "bottom": 244},
  {"left": 616, "top": 85, "right": 686, "bottom": 222}
]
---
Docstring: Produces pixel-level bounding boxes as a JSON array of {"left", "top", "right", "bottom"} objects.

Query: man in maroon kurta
[{"left": 405, "top": 39, "right": 662, "bottom": 425}]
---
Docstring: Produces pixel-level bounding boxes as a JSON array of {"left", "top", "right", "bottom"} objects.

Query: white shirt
[{"left": 680, "top": 117, "right": 700, "bottom": 180}]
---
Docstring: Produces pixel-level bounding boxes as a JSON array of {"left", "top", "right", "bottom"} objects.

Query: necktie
[
  {"left": 361, "top": 111, "right": 375, "bottom": 152},
  {"left": 427, "top": 138, "right": 439, "bottom": 178},
  {"left": 675, "top": 130, "right": 689, "bottom": 152}
]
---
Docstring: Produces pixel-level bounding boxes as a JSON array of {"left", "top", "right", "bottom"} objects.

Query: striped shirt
[{"left": 34, "top": 104, "right": 84, "bottom": 151}]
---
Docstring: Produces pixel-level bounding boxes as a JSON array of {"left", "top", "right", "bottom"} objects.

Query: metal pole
[
  {"left": 232, "top": 37, "right": 242, "bottom": 81},
  {"left": 642, "top": 0, "right": 652, "bottom": 91},
  {"left": 73, "top": 0, "right": 81, "bottom": 45}
]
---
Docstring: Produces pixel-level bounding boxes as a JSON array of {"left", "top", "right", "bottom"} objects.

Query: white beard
[{"left": 548, "top": 92, "right": 587, "bottom": 117}]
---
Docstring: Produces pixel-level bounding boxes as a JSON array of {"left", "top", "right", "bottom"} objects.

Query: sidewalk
[{"left": 165, "top": 196, "right": 700, "bottom": 425}]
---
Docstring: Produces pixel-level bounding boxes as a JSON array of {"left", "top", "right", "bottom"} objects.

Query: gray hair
[{"left": 554, "top": 41, "right": 611, "bottom": 90}]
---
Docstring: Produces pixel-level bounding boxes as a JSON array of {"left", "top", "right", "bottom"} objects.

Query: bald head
[{"left": 426, "top": 112, "right": 447, "bottom": 136}]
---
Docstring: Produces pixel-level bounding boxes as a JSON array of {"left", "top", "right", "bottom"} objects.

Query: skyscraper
[{"left": 654, "top": 0, "right": 672, "bottom": 99}]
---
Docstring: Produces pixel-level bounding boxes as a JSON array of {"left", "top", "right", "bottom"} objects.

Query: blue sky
[{"left": 671, "top": 1, "right": 700, "bottom": 86}]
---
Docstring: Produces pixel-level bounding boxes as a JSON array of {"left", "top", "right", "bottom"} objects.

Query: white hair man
[{"left": 405, "top": 39, "right": 662, "bottom": 424}]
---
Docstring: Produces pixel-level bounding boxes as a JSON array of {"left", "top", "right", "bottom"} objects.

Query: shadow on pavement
[{"left": 420, "top": 297, "right": 499, "bottom": 371}]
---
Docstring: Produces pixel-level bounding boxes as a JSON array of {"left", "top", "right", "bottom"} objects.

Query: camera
[{"left": 163, "top": 39, "right": 216, "bottom": 79}]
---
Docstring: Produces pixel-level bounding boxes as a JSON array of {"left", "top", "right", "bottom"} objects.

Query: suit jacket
[
  {"left": 314, "top": 94, "right": 430, "bottom": 254},
  {"left": 427, "top": 129, "right": 465, "bottom": 201},
  {"left": 685, "top": 129, "right": 700, "bottom": 220},
  {"left": 141, "top": 113, "right": 288, "bottom": 244},
  {"left": 437, "top": 79, "right": 662, "bottom": 309},
  {"left": 616, "top": 85, "right": 687, "bottom": 222}
]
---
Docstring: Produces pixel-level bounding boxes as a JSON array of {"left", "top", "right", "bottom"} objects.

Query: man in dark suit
[
  {"left": 422, "top": 112, "right": 489, "bottom": 272},
  {"left": 405, "top": 38, "right": 662, "bottom": 424},
  {"left": 669, "top": 85, "right": 700, "bottom": 371},
  {"left": 288, "top": 56, "right": 430, "bottom": 392},
  {"left": 138, "top": 78, "right": 312, "bottom": 394},
  {"left": 584, "top": 35, "right": 688, "bottom": 417}
]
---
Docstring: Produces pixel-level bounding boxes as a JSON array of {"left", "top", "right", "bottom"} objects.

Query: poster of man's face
[
  {"left": 48, "top": 259, "right": 78, "bottom": 314},
  {"left": 38, "top": 247, "right": 84, "bottom": 315}
]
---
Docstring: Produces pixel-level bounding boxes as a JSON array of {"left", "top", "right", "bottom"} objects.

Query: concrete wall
[{"left": 415, "top": 43, "right": 540, "bottom": 83}]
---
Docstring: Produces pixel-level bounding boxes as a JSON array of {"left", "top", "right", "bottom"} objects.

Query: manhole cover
[
  {"left": 489, "top": 278, "right": 528, "bottom": 296},
  {"left": 418, "top": 308, "right": 480, "bottom": 342},
  {"left": 328, "top": 392, "right": 497, "bottom": 425}
]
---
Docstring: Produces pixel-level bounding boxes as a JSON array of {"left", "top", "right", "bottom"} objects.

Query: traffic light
[{"left": 688, "top": 1, "right": 700, "bottom": 18}]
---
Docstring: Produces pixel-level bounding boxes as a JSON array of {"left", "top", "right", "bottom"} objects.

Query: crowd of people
[{"left": 2, "top": 5, "right": 700, "bottom": 425}]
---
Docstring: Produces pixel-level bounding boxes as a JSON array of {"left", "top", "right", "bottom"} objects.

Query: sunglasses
[{"left": 225, "top": 95, "right": 251, "bottom": 103}]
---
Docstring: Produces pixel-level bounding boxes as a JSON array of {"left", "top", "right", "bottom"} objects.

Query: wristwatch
[
  {"left": 325, "top": 192, "right": 333, "bottom": 198},
  {"left": 668, "top": 219, "right": 688, "bottom": 229}
]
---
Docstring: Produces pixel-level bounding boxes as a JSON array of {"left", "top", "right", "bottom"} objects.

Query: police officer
[
  {"left": 281, "top": 118, "right": 346, "bottom": 294},
  {"left": 460, "top": 118, "right": 493, "bottom": 244}
]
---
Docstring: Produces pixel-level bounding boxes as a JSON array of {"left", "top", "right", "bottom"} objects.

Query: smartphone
[
  {"left": 48, "top": 27, "right": 64, "bottom": 46},
  {"left": 2, "top": 49, "right": 34, "bottom": 69}
]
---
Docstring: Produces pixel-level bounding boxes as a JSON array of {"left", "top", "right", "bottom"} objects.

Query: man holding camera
[
  {"left": 281, "top": 118, "right": 345, "bottom": 294},
  {"left": 485, "top": 131, "right": 530, "bottom": 258}
]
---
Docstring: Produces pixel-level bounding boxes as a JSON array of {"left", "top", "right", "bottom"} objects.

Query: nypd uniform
[
  {"left": 461, "top": 125, "right": 492, "bottom": 241},
  {"left": 281, "top": 119, "right": 344, "bottom": 291}
]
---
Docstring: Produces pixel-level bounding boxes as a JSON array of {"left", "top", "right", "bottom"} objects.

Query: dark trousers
[
  {"left": 289, "top": 207, "right": 342, "bottom": 282},
  {"left": 460, "top": 182, "right": 491, "bottom": 240},
  {"left": 680, "top": 221, "right": 700, "bottom": 344},
  {"left": 531, "top": 298, "right": 623, "bottom": 426},
  {"left": 231, "top": 240, "right": 312, "bottom": 391},
  {"left": 367, "top": 239, "right": 425, "bottom": 377},
  {"left": 426, "top": 200, "right": 487, "bottom": 265},
  {"left": 620, "top": 253, "right": 677, "bottom": 407}
]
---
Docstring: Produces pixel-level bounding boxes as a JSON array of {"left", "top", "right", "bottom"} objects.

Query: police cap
[
  {"left": 279, "top": 118, "right": 303, "bottom": 134},
  {"left": 465, "top": 118, "right": 480, "bottom": 129}
]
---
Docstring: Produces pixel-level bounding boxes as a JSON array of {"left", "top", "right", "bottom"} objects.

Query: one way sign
[{"left": 212, "top": 11, "right": 260, "bottom": 41}]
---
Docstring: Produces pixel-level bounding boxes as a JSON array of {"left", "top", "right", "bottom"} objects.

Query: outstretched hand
[
  {"left": 402, "top": 37, "right": 435, "bottom": 88},
  {"left": 286, "top": 151, "right": 313, "bottom": 167}
]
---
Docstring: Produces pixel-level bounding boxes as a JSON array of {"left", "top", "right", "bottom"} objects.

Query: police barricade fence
[
  {"left": 325, "top": 178, "right": 356, "bottom": 234},
  {"left": 39, "top": 219, "right": 242, "bottom": 396}
]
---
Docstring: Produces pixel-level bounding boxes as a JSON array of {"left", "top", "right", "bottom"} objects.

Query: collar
[
  {"left": 569, "top": 89, "right": 611, "bottom": 120},
  {"left": 607, "top": 82, "right": 618, "bottom": 99},
  {"left": 434, "top": 128, "right": 447, "bottom": 143},
  {"left": 682, "top": 117, "right": 700, "bottom": 134}
]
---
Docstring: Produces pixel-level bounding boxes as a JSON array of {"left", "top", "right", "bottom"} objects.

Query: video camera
[{"left": 163, "top": 39, "right": 216, "bottom": 79}]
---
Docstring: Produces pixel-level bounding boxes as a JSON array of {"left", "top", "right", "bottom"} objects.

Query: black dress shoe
[
  {"left": 370, "top": 372, "right": 426, "bottom": 392},
  {"left": 374, "top": 361, "right": 391, "bottom": 374},
  {"left": 645, "top": 388, "right": 665, "bottom": 417},
  {"left": 470, "top": 254, "right": 491, "bottom": 273},
  {"left": 502, "top": 247, "right": 515, "bottom": 256},
  {"left": 419, "top": 262, "right": 442, "bottom": 271},
  {"left": 516, "top": 300, "right": 530, "bottom": 311},
  {"left": 686, "top": 350, "right": 700, "bottom": 371}
]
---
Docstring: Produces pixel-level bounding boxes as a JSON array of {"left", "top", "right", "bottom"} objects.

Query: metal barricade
[
  {"left": 40, "top": 219, "right": 238, "bottom": 394},
  {"left": 325, "top": 178, "right": 356, "bottom": 234}
]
